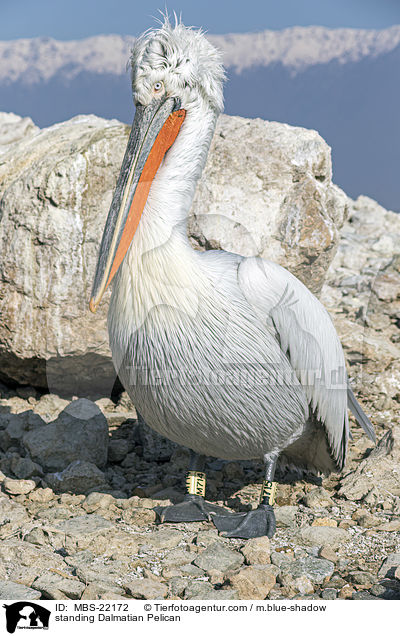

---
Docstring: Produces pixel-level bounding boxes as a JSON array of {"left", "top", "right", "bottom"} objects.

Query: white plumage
[{"left": 96, "top": 17, "right": 374, "bottom": 481}]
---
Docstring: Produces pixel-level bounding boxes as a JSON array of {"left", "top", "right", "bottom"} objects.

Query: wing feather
[{"left": 238, "top": 256, "right": 349, "bottom": 468}]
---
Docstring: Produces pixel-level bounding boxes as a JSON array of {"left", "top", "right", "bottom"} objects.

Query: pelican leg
[
  {"left": 213, "top": 452, "right": 278, "bottom": 538},
  {"left": 154, "top": 451, "right": 232, "bottom": 523}
]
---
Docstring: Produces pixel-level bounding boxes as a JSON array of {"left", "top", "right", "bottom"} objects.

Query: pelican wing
[{"left": 238, "top": 256, "right": 350, "bottom": 468}]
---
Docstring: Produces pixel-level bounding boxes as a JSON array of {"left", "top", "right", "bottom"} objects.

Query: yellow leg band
[
  {"left": 185, "top": 471, "right": 206, "bottom": 497},
  {"left": 260, "top": 480, "right": 277, "bottom": 505}
]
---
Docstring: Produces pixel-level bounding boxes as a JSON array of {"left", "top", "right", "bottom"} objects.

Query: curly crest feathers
[{"left": 130, "top": 18, "right": 225, "bottom": 112}]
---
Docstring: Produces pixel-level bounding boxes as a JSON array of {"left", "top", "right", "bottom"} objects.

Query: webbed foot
[
  {"left": 154, "top": 494, "right": 233, "bottom": 523},
  {"left": 213, "top": 503, "right": 276, "bottom": 538}
]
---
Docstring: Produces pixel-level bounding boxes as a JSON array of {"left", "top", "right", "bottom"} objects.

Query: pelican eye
[{"left": 153, "top": 81, "right": 164, "bottom": 93}]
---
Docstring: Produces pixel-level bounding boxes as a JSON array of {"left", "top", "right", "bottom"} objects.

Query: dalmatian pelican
[{"left": 90, "top": 19, "right": 375, "bottom": 538}]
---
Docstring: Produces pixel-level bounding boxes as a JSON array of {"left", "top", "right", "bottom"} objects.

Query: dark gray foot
[
  {"left": 154, "top": 494, "right": 233, "bottom": 523},
  {"left": 213, "top": 504, "right": 276, "bottom": 538}
]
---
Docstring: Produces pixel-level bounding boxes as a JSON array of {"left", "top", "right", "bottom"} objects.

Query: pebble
[
  {"left": 241, "top": 535, "right": 271, "bottom": 565},
  {"left": 2, "top": 478, "right": 36, "bottom": 495},
  {"left": 227, "top": 565, "right": 276, "bottom": 599},
  {"left": 82, "top": 492, "right": 115, "bottom": 512},
  {"left": 108, "top": 438, "right": 129, "bottom": 463},
  {"left": 0, "top": 580, "right": 41, "bottom": 600},
  {"left": 292, "top": 576, "right": 314, "bottom": 595},
  {"left": 377, "top": 553, "right": 400, "bottom": 579},
  {"left": 124, "top": 579, "right": 168, "bottom": 599},
  {"left": 318, "top": 546, "right": 338, "bottom": 562},
  {"left": 274, "top": 505, "right": 299, "bottom": 527},
  {"left": 195, "top": 530, "right": 220, "bottom": 547},
  {"left": 194, "top": 542, "right": 244, "bottom": 573},
  {"left": 348, "top": 570, "right": 376, "bottom": 588},
  {"left": 32, "top": 571, "right": 85, "bottom": 600},
  {"left": 11, "top": 457, "right": 43, "bottom": 479},
  {"left": 280, "top": 557, "right": 334, "bottom": 585},
  {"left": 46, "top": 460, "right": 107, "bottom": 494},
  {"left": 56, "top": 514, "right": 113, "bottom": 537},
  {"left": 338, "top": 584, "right": 355, "bottom": 599},
  {"left": 321, "top": 588, "right": 338, "bottom": 599},
  {"left": 302, "top": 487, "right": 333, "bottom": 508},
  {"left": 141, "top": 529, "right": 183, "bottom": 550},
  {"left": 311, "top": 517, "right": 337, "bottom": 527},
  {"left": 23, "top": 399, "right": 109, "bottom": 472},
  {"left": 352, "top": 590, "right": 377, "bottom": 600},
  {"left": 296, "top": 525, "right": 349, "bottom": 548}
]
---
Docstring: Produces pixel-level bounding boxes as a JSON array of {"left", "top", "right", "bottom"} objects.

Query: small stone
[
  {"left": 64, "top": 551, "right": 95, "bottom": 569},
  {"left": 33, "top": 394, "right": 69, "bottom": 422},
  {"left": 348, "top": 570, "right": 376, "bottom": 588},
  {"left": 161, "top": 549, "right": 193, "bottom": 568},
  {"left": 2, "top": 478, "right": 36, "bottom": 495},
  {"left": 184, "top": 580, "right": 214, "bottom": 599},
  {"left": 207, "top": 568, "right": 225, "bottom": 585},
  {"left": 124, "top": 579, "right": 168, "bottom": 599},
  {"left": 80, "top": 584, "right": 127, "bottom": 600},
  {"left": 338, "top": 520, "right": 356, "bottom": 529},
  {"left": 271, "top": 550, "right": 294, "bottom": 568},
  {"left": 296, "top": 525, "right": 348, "bottom": 548},
  {"left": 23, "top": 399, "right": 109, "bottom": 471},
  {"left": 328, "top": 575, "right": 348, "bottom": 590},
  {"left": 292, "top": 576, "right": 314, "bottom": 595},
  {"left": 352, "top": 590, "right": 376, "bottom": 600},
  {"left": 168, "top": 577, "right": 187, "bottom": 598},
  {"left": 377, "top": 553, "right": 400, "bottom": 579},
  {"left": 57, "top": 514, "right": 113, "bottom": 537},
  {"left": 321, "top": 588, "right": 338, "bottom": 600},
  {"left": 302, "top": 487, "right": 333, "bottom": 508},
  {"left": 11, "top": 457, "right": 43, "bottom": 480},
  {"left": 280, "top": 557, "right": 334, "bottom": 585},
  {"left": 25, "top": 528, "right": 48, "bottom": 546},
  {"left": 0, "top": 580, "right": 41, "bottom": 600},
  {"left": 227, "top": 566, "right": 276, "bottom": 599},
  {"left": 134, "top": 417, "right": 177, "bottom": 461},
  {"left": 46, "top": 460, "right": 107, "bottom": 494},
  {"left": 351, "top": 509, "right": 380, "bottom": 528},
  {"left": 194, "top": 542, "right": 244, "bottom": 573},
  {"left": 121, "top": 508, "right": 156, "bottom": 526},
  {"left": 275, "top": 505, "right": 299, "bottom": 527},
  {"left": 338, "top": 584, "right": 354, "bottom": 599},
  {"left": 370, "top": 582, "right": 400, "bottom": 599},
  {"left": 195, "top": 530, "right": 220, "bottom": 547},
  {"left": 82, "top": 492, "right": 115, "bottom": 513},
  {"left": 179, "top": 564, "right": 204, "bottom": 577},
  {"left": 241, "top": 536, "right": 271, "bottom": 565},
  {"left": 375, "top": 520, "right": 400, "bottom": 532},
  {"left": 143, "top": 529, "right": 183, "bottom": 550},
  {"left": 318, "top": 546, "right": 338, "bottom": 562},
  {"left": 108, "top": 439, "right": 129, "bottom": 463},
  {"left": 32, "top": 571, "right": 85, "bottom": 599},
  {"left": 311, "top": 517, "right": 337, "bottom": 527}
]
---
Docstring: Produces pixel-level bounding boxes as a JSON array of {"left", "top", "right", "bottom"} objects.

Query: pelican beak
[{"left": 89, "top": 97, "right": 185, "bottom": 312}]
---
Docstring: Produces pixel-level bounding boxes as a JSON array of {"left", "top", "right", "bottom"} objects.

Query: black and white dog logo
[{"left": 3, "top": 602, "right": 50, "bottom": 633}]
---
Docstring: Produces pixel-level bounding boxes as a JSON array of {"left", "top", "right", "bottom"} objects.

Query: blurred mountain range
[{"left": 0, "top": 25, "right": 399, "bottom": 211}]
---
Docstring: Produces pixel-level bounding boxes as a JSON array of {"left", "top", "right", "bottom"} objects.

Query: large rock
[
  {"left": 321, "top": 196, "right": 400, "bottom": 404},
  {"left": 0, "top": 112, "right": 39, "bottom": 155},
  {"left": 0, "top": 112, "right": 347, "bottom": 392}
]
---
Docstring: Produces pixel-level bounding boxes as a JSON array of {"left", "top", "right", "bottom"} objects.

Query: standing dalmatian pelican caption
[{"left": 90, "top": 18, "right": 375, "bottom": 538}]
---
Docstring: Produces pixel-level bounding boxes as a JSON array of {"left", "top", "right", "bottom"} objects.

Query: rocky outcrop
[
  {"left": 0, "top": 112, "right": 347, "bottom": 392},
  {"left": 321, "top": 195, "right": 400, "bottom": 414},
  {"left": 0, "top": 113, "right": 39, "bottom": 155}
]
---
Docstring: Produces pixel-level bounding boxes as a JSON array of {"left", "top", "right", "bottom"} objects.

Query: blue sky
[{"left": 1, "top": 0, "right": 400, "bottom": 39}]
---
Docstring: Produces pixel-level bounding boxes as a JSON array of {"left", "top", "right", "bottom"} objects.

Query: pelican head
[{"left": 89, "top": 20, "right": 224, "bottom": 312}]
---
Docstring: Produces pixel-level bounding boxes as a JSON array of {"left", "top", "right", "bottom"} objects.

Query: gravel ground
[{"left": 0, "top": 384, "right": 399, "bottom": 602}]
